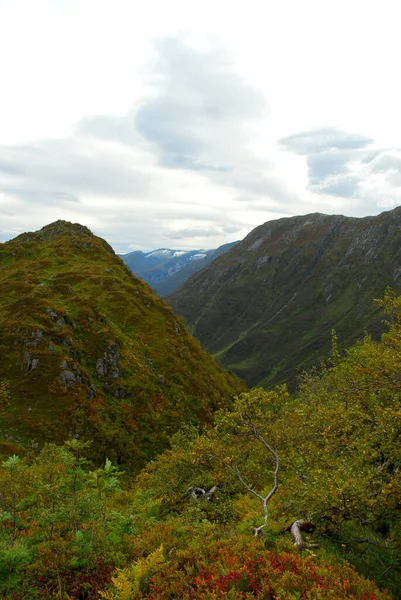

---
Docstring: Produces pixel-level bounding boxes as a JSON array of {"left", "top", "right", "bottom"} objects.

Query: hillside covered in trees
[
  {"left": 1, "top": 222, "right": 400, "bottom": 599},
  {"left": 1, "top": 289, "right": 401, "bottom": 597}
]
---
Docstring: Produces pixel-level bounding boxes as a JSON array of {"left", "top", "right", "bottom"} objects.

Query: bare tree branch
[
  {"left": 290, "top": 520, "right": 320, "bottom": 551},
  {"left": 206, "top": 413, "right": 280, "bottom": 534}
]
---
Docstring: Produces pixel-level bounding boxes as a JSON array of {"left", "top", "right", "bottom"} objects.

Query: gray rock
[
  {"left": 60, "top": 369, "right": 77, "bottom": 385},
  {"left": 113, "top": 387, "right": 126, "bottom": 398},
  {"left": 30, "top": 329, "right": 44, "bottom": 347},
  {"left": 86, "top": 382, "right": 97, "bottom": 399},
  {"left": 22, "top": 350, "right": 32, "bottom": 371},
  {"left": 62, "top": 338, "right": 80, "bottom": 361},
  {"left": 22, "top": 350, "right": 39, "bottom": 371},
  {"left": 96, "top": 358, "right": 106, "bottom": 377},
  {"left": 96, "top": 343, "right": 120, "bottom": 379}
]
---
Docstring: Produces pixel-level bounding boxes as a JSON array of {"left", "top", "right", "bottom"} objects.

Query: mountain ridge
[{"left": 168, "top": 207, "right": 401, "bottom": 389}]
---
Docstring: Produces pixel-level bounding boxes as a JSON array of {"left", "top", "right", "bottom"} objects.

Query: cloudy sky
[{"left": 1, "top": 0, "right": 401, "bottom": 252}]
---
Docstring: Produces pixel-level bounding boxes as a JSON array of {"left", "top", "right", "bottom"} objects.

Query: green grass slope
[
  {"left": 0, "top": 221, "right": 243, "bottom": 467},
  {"left": 168, "top": 207, "right": 401, "bottom": 389}
]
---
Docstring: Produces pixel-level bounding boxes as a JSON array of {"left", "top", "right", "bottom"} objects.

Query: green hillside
[
  {"left": 1, "top": 292, "right": 400, "bottom": 599},
  {"left": 169, "top": 208, "right": 401, "bottom": 389},
  {"left": 0, "top": 221, "right": 243, "bottom": 467}
]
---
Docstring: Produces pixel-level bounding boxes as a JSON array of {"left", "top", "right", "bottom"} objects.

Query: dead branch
[
  {"left": 252, "top": 524, "right": 267, "bottom": 537},
  {"left": 206, "top": 417, "right": 280, "bottom": 536},
  {"left": 290, "top": 520, "right": 320, "bottom": 551},
  {"left": 186, "top": 485, "right": 220, "bottom": 502}
]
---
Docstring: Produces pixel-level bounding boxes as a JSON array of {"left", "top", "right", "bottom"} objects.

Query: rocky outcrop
[{"left": 96, "top": 343, "right": 120, "bottom": 379}]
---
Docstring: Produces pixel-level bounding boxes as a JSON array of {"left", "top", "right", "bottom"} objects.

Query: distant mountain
[
  {"left": 155, "top": 242, "right": 239, "bottom": 296},
  {"left": 168, "top": 208, "right": 401, "bottom": 390},
  {"left": 0, "top": 221, "right": 243, "bottom": 466},
  {"left": 120, "top": 248, "right": 212, "bottom": 287},
  {"left": 120, "top": 243, "right": 238, "bottom": 296}
]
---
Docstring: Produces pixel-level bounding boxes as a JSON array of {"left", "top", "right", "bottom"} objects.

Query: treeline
[{"left": 1, "top": 292, "right": 401, "bottom": 598}]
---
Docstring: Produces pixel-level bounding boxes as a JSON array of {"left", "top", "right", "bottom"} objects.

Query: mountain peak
[
  {"left": 13, "top": 220, "right": 94, "bottom": 242},
  {"left": 40, "top": 220, "right": 94, "bottom": 237},
  {"left": 10, "top": 220, "right": 116, "bottom": 257}
]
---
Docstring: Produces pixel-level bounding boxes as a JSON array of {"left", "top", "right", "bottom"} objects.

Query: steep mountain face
[
  {"left": 155, "top": 241, "right": 239, "bottom": 296},
  {"left": 120, "top": 243, "right": 238, "bottom": 296},
  {"left": 168, "top": 208, "right": 401, "bottom": 389},
  {"left": 0, "top": 221, "right": 242, "bottom": 467}
]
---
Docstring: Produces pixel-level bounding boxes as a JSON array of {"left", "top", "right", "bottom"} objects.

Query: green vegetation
[
  {"left": 1, "top": 284, "right": 401, "bottom": 597},
  {"left": 0, "top": 221, "right": 242, "bottom": 466},
  {"left": 169, "top": 208, "right": 401, "bottom": 389},
  {"left": 1, "top": 221, "right": 400, "bottom": 598}
]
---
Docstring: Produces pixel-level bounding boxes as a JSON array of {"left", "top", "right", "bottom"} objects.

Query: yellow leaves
[
  {"left": 100, "top": 545, "right": 165, "bottom": 599},
  {"left": 99, "top": 571, "right": 131, "bottom": 600}
]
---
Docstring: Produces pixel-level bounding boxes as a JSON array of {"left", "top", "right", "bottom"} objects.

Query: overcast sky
[{"left": 1, "top": 0, "right": 401, "bottom": 253}]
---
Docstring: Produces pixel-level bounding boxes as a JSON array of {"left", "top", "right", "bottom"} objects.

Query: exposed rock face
[
  {"left": 169, "top": 207, "right": 401, "bottom": 389},
  {"left": 96, "top": 343, "right": 120, "bottom": 379},
  {"left": 60, "top": 369, "right": 79, "bottom": 385}
]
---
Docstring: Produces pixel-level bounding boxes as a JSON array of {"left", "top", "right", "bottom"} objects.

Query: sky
[{"left": 1, "top": 0, "right": 401, "bottom": 253}]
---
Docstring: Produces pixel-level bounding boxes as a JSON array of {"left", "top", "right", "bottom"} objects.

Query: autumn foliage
[{"left": 1, "top": 291, "right": 401, "bottom": 598}]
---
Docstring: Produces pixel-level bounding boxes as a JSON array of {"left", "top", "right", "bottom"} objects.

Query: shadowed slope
[{"left": 169, "top": 208, "right": 401, "bottom": 389}]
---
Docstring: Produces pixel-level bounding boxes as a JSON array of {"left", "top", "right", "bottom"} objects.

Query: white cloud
[{"left": 1, "top": 0, "right": 401, "bottom": 250}]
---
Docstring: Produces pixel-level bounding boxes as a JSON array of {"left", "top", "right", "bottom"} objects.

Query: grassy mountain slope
[
  {"left": 0, "top": 221, "right": 243, "bottom": 466},
  {"left": 168, "top": 208, "right": 401, "bottom": 389}
]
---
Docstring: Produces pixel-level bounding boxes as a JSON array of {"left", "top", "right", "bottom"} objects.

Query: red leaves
[{"left": 144, "top": 538, "right": 391, "bottom": 600}]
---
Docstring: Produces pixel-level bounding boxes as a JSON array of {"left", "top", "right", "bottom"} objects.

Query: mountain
[
  {"left": 120, "top": 248, "right": 212, "bottom": 288},
  {"left": 168, "top": 208, "right": 401, "bottom": 389},
  {"left": 120, "top": 242, "right": 238, "bottom": 296},
  {"left": 0, "top": 221, "right": 243, "bottom": 467},
  {"left": 155, "top": 241, "right": 239, "bottom": 296}
]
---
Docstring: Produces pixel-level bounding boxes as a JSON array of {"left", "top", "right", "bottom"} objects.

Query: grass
[{"left": 0, "top": 221, "right": 244, "bottom": 468}]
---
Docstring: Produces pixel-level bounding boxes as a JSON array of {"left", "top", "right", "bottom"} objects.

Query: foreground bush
[{"left": 100, "top": 537, "right": 391, "bottom": 600}]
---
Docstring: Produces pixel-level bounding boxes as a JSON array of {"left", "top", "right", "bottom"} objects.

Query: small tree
[{"left": 210, "top": 387, "right": 286, "bottom": 535}]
